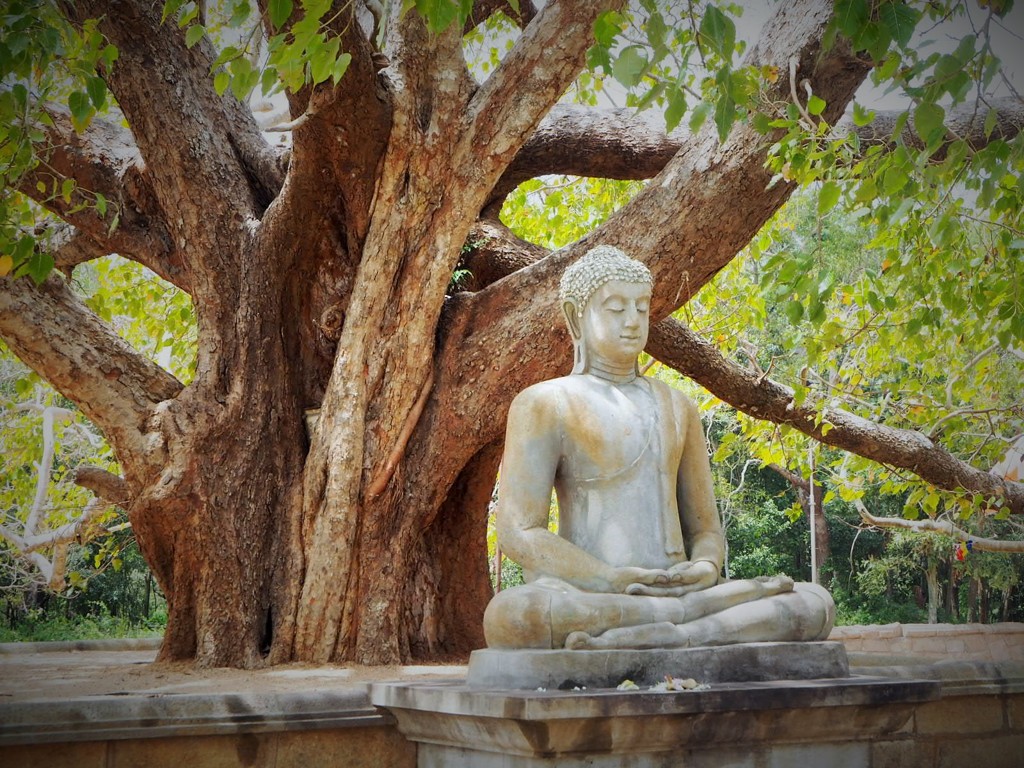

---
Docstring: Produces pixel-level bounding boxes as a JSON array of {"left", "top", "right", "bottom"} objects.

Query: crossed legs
[{"left": 483, "top": 575, "right": 833, "bottom": 650}]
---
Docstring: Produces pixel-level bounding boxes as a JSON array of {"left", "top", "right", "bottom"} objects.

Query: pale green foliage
[
  {"left": 79, "top": 256, "right": 197, "bottom": 383},
  {"left": 0, "top": 256, "right": 194, "bottom": 594},
  {"left": 695, "top": 185, "right": 1022, "bottom": 525},
  {"left": 0, "top": 353, "right": 122, "bottom": 592},
  {"left": 586, "top": 1, "right": 759, "bottom": 137},
  {"left": 501, "top": 176, "right": 644, "bottom": 250},
  {"left": 0, "top": 0, "right": 119, "bottom": 283}
]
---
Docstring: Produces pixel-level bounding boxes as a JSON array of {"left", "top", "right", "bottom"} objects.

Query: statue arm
[
  {"left": 496, "top": 387, "right": 670, "bottom": 593},
  {"left": 676, "top": 393, "right": 726, "bottom": 572}
]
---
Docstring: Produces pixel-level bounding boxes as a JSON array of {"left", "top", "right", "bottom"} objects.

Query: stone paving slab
[{"left": 0, "top": 646, "right": 465, "bottom": 746}]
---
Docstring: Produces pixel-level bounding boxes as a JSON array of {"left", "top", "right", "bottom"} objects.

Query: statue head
[{"left": 559, "top": 245, "right": 653, "bottom": 375}]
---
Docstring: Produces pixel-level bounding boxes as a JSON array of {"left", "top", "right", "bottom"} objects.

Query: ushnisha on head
[{"left": 559, "top": 245, "right": 654, "bottom": 375}]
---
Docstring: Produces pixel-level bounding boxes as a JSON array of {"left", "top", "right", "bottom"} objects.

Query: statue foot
[
  {"left": 565, "top": 622, "right": 690, "bottom": 650},
  {"left": 754, "top": 574, "right": 795, "bottom": 595},
  {"left": 564, "top": 631, "right": 595, "bottom": 650}
]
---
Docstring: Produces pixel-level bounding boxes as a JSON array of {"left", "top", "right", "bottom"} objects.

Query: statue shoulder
[
  {"left": 645, "top": 377, "right": 697, "bottom": 408},
  {"left": 508, "top": 377, "right": 574, "bottom": 425},
  {"left": 645, "top": 378, "right": 701, "bottom": 424}
]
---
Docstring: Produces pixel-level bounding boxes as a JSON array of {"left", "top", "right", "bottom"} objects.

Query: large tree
[{"left": 1, "top": 0, "right": 1022, "bottom": 667}]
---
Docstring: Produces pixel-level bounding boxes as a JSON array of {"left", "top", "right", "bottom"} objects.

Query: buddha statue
[{"left": 483, "top": 245, "right": 835, "bottom": 651}]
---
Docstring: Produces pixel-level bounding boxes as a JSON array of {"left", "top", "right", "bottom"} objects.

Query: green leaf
[
  {"left": 161, "top": 0, "right": 187, "bottom": 24},
  {"left": 852, "top": 101, "right": 874, "bottom": 127},
  {"left": 184, "top": 24, "right": 206, "bottom": 49},
  {"left": 593, "top": 10, "right": 624, "bottom": 49},
  {"left": 213, "top": 70, "right": 229, "bottom": 96},
  {"left": 332, "top": 52, "right": 352, "bottom": 84},
  {"left": 807, "top": 94, "right": 826, "bottom": 116},
  {"left": 415, "top": 0, "right": 463, "bottom": 34},
  {"left": 785, "top": 299, "right": 804, "bottom": 324},
  {"left": 913, "top": 101, "right": 945, "bottom": 145},
  {"left": 664, "top": 88, "right": 685, "bottom": 133},
  {"left": 699, "top": 5, "right": 736, "bottom": 60},
  {"left": 85, "top": 76, "right": 106, "bottom": 110},
  {"left": 984, "top": 107, "right": 998, "bottom": 139},
  {"left": 818, "top": 181, "right": 841, "bottom": 216},
  {"left": 713, "top": 89, "right": 736, "bottom": 142},
  {"left": 95, "top": 192, "right": 107, "bottom": 217},
  {"left": 688, "top": 101, "right": 711, "bottom": 134},
  {"left": 309, "top": 37, "right": 340, "bottom": 85},
  {"left": 68, "top": 91, "right": 92, "bottom": 131},
  {"left": 835, "top": 0, "right": 870, "bottom": 39},
  {"left": 879, "top": 2, "right": 920, "bottom": 48},
  {"left": 23, "top": 249, "right": 54, "bottom": 285},
  {"left": 268, "top": 0, "right": 293, "bottom": 29},
  {"left": 229, "top": 0, "right": 252, "bottom": 26},
  {"left": 611, "top": 46, "right": 648, "bottom": 89}
]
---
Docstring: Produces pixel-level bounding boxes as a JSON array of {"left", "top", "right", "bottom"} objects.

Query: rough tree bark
[{"left": 3, "top": 0, "right": 1015, "bottom": 668}]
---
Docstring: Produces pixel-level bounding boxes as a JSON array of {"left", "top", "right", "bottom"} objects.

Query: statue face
[{"left": 580, "top": 280, "right": 651, "bottom": 366}]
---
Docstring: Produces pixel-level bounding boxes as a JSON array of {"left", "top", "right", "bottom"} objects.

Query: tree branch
[
  {"left": 459, "top": 217, "right": 549, "bottom": 289},
  {"left": 489, "top": 98, "right": 1024, "bottom": 212},
  {"left": 73, "top": 466, "right": 132, "bottom": 507},
  {"left": 0, "top": 274, "right": 183, "bottom": 470},
  {"left": 18, "top": 108, "right": 187, "bottom": 289},
  {"left": 645, "top": 317, "right": 1024, "bottom": 516},
  {"left": 38, "top": 221, "right": 108, "bottom": 274},
  {"left": 845, "top": 95, "right": 1024, "bottom": 159},
  {"left": 458, "top": 0, "right": 628, "bottom": 201},
  {"left": 857, "top": 501, "right": 1024, "bottom": 554},
  {"left": 268, "top": 0, "right": 392, "bottom": 257},
  {"left": 466, "top": 0, "right": 539, "bottom": 30},
  {"left": 60, "top": 1, "right": 273, "bottom": 261},
  {"left": 489, "top": 105, "right": 681, "bottom": 207}
]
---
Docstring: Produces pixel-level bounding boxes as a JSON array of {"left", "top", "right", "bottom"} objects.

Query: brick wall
[{"left": 831, "top": 623, "right": 1024, "bottom": 662}]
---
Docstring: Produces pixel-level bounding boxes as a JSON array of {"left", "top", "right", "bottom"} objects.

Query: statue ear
[{"left": 562, "top": 300, "right": 583, "bottom": 339}]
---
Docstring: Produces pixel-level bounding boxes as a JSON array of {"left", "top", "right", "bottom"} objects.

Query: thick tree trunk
[{"left": 926, "top": 560, "right": 939, "bottom": 625}]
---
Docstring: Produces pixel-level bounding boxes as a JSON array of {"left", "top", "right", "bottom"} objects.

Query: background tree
[{"left": 1, "top": 0, "right": 1022, "bottom": 668}]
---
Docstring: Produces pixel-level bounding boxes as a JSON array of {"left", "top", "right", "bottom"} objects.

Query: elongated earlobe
[
  {"left": 562, "top": 300, "right": 582, "bottom": 340},
  {"left": 562, "top": 300, "right": 587, "bottom": 374}
]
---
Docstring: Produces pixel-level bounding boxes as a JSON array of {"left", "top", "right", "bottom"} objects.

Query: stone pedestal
[
  {"left": 370, "top": 642, "right": 948, "bottom": 767},
  {"left": 466, "top": 640, "right": 850, "bottom": 690},
  {"left": 370, "top": 673, "right": 941, "bottom": 767}
]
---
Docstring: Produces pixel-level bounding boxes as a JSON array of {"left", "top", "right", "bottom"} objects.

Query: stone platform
[
  {"left": 466, "top": 640, "right": 849, "bottom": 690},
  {"left": 3, "top": 636, "right": 1024, "bottom": 767},
  {"left": 371, "top": 659, "right": 1024, "bottom": 767}
]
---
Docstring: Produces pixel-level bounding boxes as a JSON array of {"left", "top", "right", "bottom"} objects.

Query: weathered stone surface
[
  {"left": 0, "top": 690, "right": 385, "bottom": 745},
  {"left": 466, "top": 641, "right": 850, "bottom": 689},
  {"left": 371, "top": 675, "right": 938, "bottom": 759},
  {"left": 109, "top": 733, "right": 276, "bottom": 768},
  {"left": 915, "top": 695, "right": 1007, "bottom": 735},
  {"left": 935, "top": 734, "right": 1024, "bottom": 768},
  {"left": 276, "top": 727, "right": 415, "bottom": 768},
  {"left": 871, "top": 739, "right": 937, "bottom": 768},
  {"left": 0, "top": 740, "right": 108, "bottom": 768}
]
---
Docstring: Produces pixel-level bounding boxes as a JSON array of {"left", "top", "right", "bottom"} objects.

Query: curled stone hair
[
  {"left": 559, "top": 245, "right": 653, "bottom": 312},
  {"left": 560, "top": 245, "right": 653, "bottom": 374}
]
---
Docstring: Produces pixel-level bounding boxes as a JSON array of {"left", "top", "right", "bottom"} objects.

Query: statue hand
[
  {"left": 607, "top": 566, "right": 674, "bottom": 594},
  {"left": 624, "top": 560, "right": 718, "bottom": 597}
]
